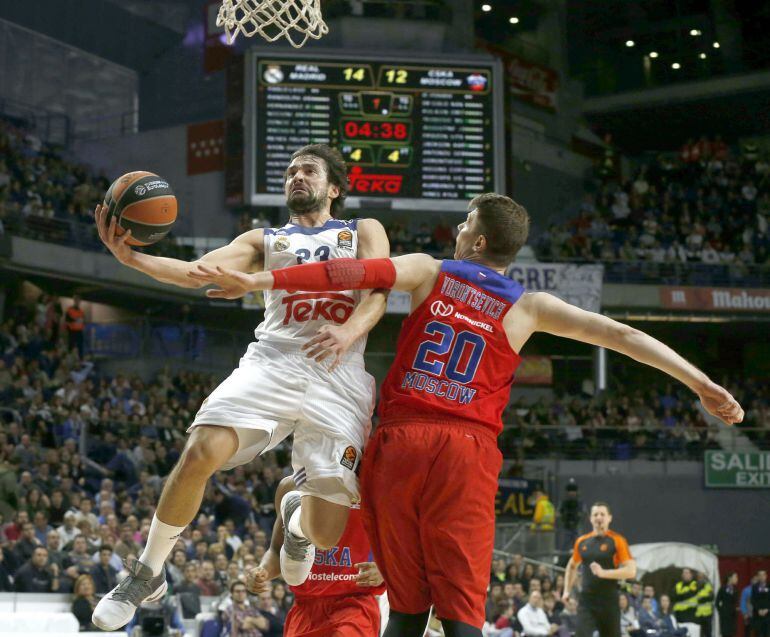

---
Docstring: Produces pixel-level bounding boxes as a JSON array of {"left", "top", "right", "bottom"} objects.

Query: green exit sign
[{"left": 704, "top": 451, "right": 770, "bottom": 488}]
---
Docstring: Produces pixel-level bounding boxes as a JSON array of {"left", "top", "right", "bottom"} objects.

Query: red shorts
[
  {"left": 360, "top": 419, "right": 502, "bottom": 628},
  {"left": 283, "top": 594, "right": 380, "bottom": 637}
]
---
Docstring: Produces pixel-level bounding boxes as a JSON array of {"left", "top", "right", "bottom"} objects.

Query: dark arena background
[{"left": 0, "top": 1, "right": 768, "bottom": 636}]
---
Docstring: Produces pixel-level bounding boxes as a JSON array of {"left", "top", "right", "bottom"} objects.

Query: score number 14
[{"left": 343, "top": 67, "right": 367, "bottom": 81}]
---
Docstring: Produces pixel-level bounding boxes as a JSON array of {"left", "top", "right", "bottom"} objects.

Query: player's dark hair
[
  {"left": 470, "top": 193, "right": 530, "bottom": 266},
  {"left": 591, "top": 501, "right": 612, "bottom": 514},
  {"left": 290, "top": 144, "right": 348, "bottom": 217}
]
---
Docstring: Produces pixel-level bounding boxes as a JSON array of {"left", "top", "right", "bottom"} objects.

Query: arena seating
[
  {"left": 4, "top": 114, "right": 769, "bottom": 290},
  {"left": 535, "top": 138, "right": 770, "bottom": 286},
  {"left": 2, "top": 294, "right": 764, "bottom": 634},
  {"left": 1, "top": 105, "right": 766, "bottom": 637},
  {"left": 0, "top": 118, "right": 193, "bottom": 261}
]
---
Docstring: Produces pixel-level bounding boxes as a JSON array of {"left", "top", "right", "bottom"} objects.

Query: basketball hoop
[{"left": 216, "top": 0, "right": 328, "bottom": 48}]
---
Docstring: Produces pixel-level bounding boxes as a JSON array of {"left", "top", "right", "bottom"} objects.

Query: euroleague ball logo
[
  {"left": 430, "top": 300, "right": 454, "bottom": 317},
  {"left": 337, "top": 230, "right": 353, "bottom": 249},
  {"left": 340, "top": 445, "right": 357, "bottom": 471},
  {"left": 134, "top": 185, "right": 147, "bottom": 196}
]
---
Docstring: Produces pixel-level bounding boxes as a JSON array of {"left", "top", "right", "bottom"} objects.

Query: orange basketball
[{"left": 102, "top": 171, "right": 177, "bottom": 246}]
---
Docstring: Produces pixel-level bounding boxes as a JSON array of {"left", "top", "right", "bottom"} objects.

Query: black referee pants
[{"left": 576, "top": 598, "right": 621, "bottom": 637}]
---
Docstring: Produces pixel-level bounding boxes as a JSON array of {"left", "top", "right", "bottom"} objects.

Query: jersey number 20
[{"left": 413, "top": 320, "right": 485, "bottom": 384}]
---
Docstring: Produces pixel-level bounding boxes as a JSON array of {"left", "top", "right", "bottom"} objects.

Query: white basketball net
[{"left": 217, "top": 0, "right": 328, "bottom": 48}]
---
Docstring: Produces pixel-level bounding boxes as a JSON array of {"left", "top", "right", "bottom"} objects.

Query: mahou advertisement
[{"left": 661, "top": 287, "right": 770, "bottom": 312}]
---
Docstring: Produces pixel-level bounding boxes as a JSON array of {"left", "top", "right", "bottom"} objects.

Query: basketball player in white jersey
[{"left": 91, "top": 144, "right": 390, "bottom": 631}]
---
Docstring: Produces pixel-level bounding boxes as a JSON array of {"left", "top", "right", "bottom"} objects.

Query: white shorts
[{"left": 189, "top": 341, "right": 375, "bottom": 506}]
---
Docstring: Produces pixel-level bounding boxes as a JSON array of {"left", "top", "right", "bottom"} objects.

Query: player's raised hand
[
  {"left": 355, "top": 562, "right": 384, "bottom": 587},
  {"left": 244, "top": 565, "right": 270, "bottom": 594},
  {"left": 303, "top": 324, "right": 358, "bottom": 370},
  {"left": 94, "top": 203, "right": 134, "bottom": 264},
  {"left": 187, "top": 263, "right": 261, "bottom": 298},
  {"left": 697, "top": 381, "right": 744, "bottom": 425}
]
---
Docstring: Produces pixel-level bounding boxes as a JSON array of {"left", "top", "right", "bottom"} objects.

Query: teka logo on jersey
[
  {"left": 430, "top": 300, "right": 454, "bottom": 317},
  {"left": 348, "top": 166, "right": 403, "bottom": 194},
  {"left": 282, "top": 293, "right": 354, "bottom": 325}
]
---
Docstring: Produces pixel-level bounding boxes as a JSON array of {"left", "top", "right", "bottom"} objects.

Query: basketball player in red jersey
[
  {"left": 189, "top": 192, "right": 744, "bottom": 637},
  {"left": 246, "top": 476, "right": 385, "bottom": 637}
]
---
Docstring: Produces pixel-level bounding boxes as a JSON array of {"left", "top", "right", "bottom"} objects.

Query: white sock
[
  {"left": 287, "top": 506, "right": 306, "bottom": 539},
  {"left": 138, "top": 515, "right": 186, "bottom": 576}
]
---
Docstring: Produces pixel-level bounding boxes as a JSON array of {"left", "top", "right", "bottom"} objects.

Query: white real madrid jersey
[{"left": 253, "top": 218, "right": 366, "bottom": 354}]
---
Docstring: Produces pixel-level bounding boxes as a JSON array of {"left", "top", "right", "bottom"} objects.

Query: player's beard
[{"left": 287, "top": 186, "right": 327, "bottom": 215}]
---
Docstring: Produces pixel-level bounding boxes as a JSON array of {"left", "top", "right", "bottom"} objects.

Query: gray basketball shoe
[
  {"left": 280, "top": 490, "right": 316, "bottom": 586},
  {"left": 92, "top": 557, "right": 167, "bottom": 630}
]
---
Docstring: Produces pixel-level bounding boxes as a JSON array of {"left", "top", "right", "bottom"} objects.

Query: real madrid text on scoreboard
[{"left": 240, "top": 52, "right": 505, "bottom": 211}]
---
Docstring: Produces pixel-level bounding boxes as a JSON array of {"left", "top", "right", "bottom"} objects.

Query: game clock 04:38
[{"left": 342, "top": 119, "right": 412, "bottom": 142}]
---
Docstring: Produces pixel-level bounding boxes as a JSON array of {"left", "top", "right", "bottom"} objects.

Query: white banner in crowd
[
  {"left": 505, "top": 262, "right": 605, "bottom": 313},
  {"left": 386, "top": 290, "right": 412, "bottom": 314},
  {"left": 386, "top": 263, "right": 604, "bottom": 314}
]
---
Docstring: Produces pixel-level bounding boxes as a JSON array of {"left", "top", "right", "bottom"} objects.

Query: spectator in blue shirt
[
  {"left": 643, "top": 584, "right": 660, "bottom": 616},
  {"left": 743, "top": 575, "right": 759, "bottom": 632}
]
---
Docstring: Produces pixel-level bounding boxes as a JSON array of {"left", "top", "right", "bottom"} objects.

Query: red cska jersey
[
  {"left": 378, "top": 260, "right": 525, "bottom": 435},
  {"left": 290, "top": 505, "right": 386, "bottom": 599}
]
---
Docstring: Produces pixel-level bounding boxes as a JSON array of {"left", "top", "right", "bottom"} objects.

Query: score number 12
[{"left": 384, "top": 68, "right": 409, "bottom": 84}]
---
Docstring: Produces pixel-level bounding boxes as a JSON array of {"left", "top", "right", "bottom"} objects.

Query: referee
[{"left": 563, "top": 502, "right": 637, "bottom": 637}]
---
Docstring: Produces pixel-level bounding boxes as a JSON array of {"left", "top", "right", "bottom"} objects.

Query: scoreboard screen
[{"left": 243, "top": 52, "right": 505, "bottom": 211}]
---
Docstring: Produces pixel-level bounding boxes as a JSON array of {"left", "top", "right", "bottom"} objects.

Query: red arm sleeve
[{"left": 271, "top": 258, "right": 396, "bottom": 292}]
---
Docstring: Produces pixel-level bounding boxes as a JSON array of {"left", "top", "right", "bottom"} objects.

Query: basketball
[{"left": 102, "top": 171, "right": 177, "bottom": 246}]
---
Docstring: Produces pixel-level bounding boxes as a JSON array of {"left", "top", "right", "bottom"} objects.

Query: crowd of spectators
[
  {"left": 0, "top": 117, "right": 193, "bottom": 260},
  {"left": 0, "top": 297, "right": 295, "bottom": 635},
  {"left": 483, "top": 556, "right": 589, "bottom": 637},
  {"left": 1, "top": 117, "right": 769, "bottom": 634},
  {"left": 483, "top": 561, "right": 770, "bottom": 637},
  {"left": 6, "top": 113, "right": 770, "bottom": 283},
  {"left": 384, "top": 219, "right": 457, "bottom": 257},
  {"left": 0, "top": 118, "right": 106, "bottom": 230},
  {"left": 537, "top": 137, "right": 770, "bottom": 270},
  {"left": 0, "top": 291, "right": 768, "bottom": 637},
  {"left": 499, "top": 377, "right": 770, "bottom": 460}
]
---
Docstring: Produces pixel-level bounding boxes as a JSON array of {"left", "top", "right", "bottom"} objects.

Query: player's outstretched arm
[
  {"left": 95, "top": 203, "right": 263, "bottom": 289},
  {"left": 529, "top": 292, "right": 744, "bottom": 425},
  {"left": 189, "top": 253, "right": 441, "bottom": 298}
]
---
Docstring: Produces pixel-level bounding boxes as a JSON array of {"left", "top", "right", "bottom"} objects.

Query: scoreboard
[{"left": 242, "top": 52, "right": 505, "bottom": 211}]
